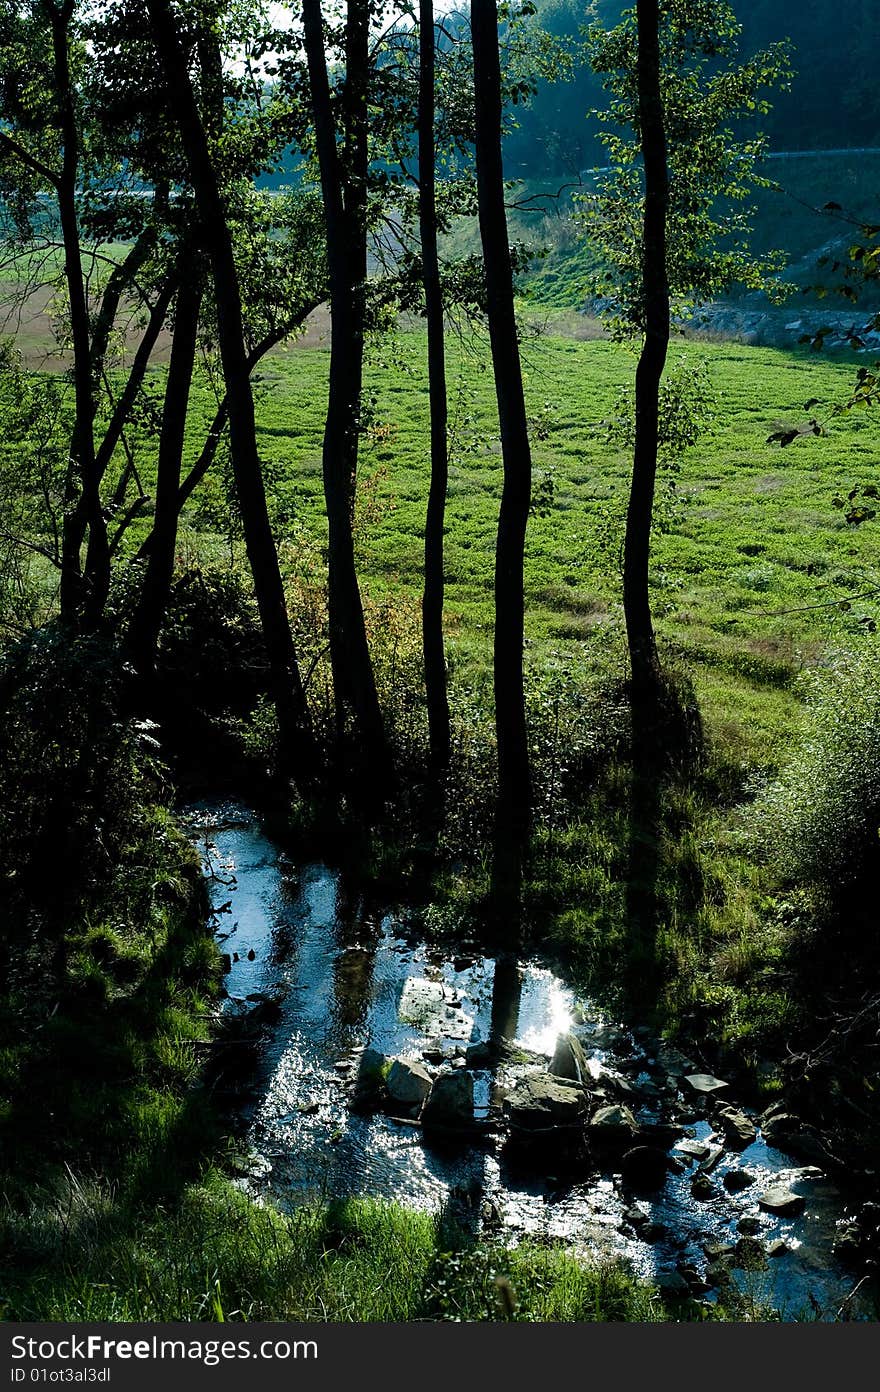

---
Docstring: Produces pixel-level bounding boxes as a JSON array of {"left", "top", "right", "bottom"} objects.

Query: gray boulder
[
  {"left": 551, "top": 1032, "right": 590, "bottom": 1083},
  {"left": 351, "top": 1047, "right": 388, "bottom": 1112},
  {"left": 588, "top": 1103, "right": 638, "bottom": 1145},
  {"left": 758, "top": 1186, "right": 806, "bottom": 1217},
  {"left": 737, "top": 1215, "right": 763, "bottom": 1235},
  {"left": 717, "top": 1105, "right": 757, "bottom": 1150},
  {"left": 690, "top": 1173, "right": 716, "bottom": 1201},
  {"left": 504, "top": 1072, "right": 588, "bottom": 1137},
  {"left": 723, "top": 1168, "right": 756, "bottom": 1194},
  {"left": 683, "top": 1072, "right": 729, "bottom": 1097},
  {"left": 675, "top": 1138, "right": 711, "bottom": 1162},
  {"left": 423, "top": 1070, "right": 475, "bottom": 1129},
  {"left": 386, "top": 1057, "right": 433, "bottom": 1110}
]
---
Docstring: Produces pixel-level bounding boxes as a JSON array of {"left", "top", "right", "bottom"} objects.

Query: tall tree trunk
[
  {"left": 145, "top": 0, "right": 316, "bottom": 780},
  {"left": 127, "top": 267, "right": 201, "bottom": 679},
  {"left": 418, "top": 0, "right": 450, "bottom": 770},
  {"left": 48, "top": 0, "right": 109, "bottom": 629},
  {"left": 302, "top": 0, "right": 389, "bottom": 784},
  {"left": 472, "top": 0, "right": 532, "bottom": 849},
  {"left": 64, "top": 276, "right": 177, "bottom": 595},
  {"left": 625, "top": 0, "right": 669, "bottom": 717}
]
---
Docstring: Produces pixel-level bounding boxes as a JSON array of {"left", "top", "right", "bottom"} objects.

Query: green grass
[
  {"left": 2, "top": 1172, "right": 720, "bottom": 1322},
  {"left": 173, "top": 327, "right": 878, "bottom": 775}
]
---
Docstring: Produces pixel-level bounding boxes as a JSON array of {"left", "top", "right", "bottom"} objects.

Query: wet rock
[
  {"left": 737, "top": 1215, "right": 763, "bottom": 1236},
  {"left": 220, "top": 953, "right": 232, "bottom": 974},
  {"left": 480, "top": 1198, "right": 503, "bottom": 1228},
  {"left": 594, "top": 1069, "right": 638, "bottom": 1100},
  {"left": 359, "top": 1047, "right": 387, "bottom": 1079},
  {"left": 675, "top": 1138, "right": 710, "bottom": 1162},
  {"left": 589, "top": 1103, "right": 638, "bottom": 1146},
  {"left": 767, "top": 1239, "right": 790, "bottom": 1258},
  {"left": 760, "top": 1100, "right": 788, "bottom": 1128},
  {"left": 723, "top": 1168, "right": 756, "bottom": 1194},
  {"left": 678, "top": 1262, "right": 711, "bottom": 1295},
  {"left": 504, "top": 1072, "right": 588, "bottom": 1138},
  {"left": 422, "top": 1044, "right": 447, "bottom": 1066},
  {"left": 705, "top": 1262, "right": 733, "bottom": 1289},
  {"left": 423, "top": 1070, "right": 474, "bottom": 1129},
  {"left": 760, "top": 1111, "right": 826, "bottom": 1164},
  {"left": 386, "top": 1057, "right": 433, "bottom": 1111},
  {"left": 758, "top": 1186, "right": 806, "bottom": 1217},
  {"left": 790, "top": 1165, "right": 825, "bottom": 1183},
  {"left": 698, "top": 1145, "right": 724, "bottom": 1174},
  {"left": 690, "top": 1173, "right": 717, "bottom": 1201},
  {"left": 716, "top": 1105, "right": 757, "bottom": 1150},
  {"left": 465, "top": 1040, "right": 494, "bottom": 1068},
  {"left": 551, "top": 1032, "right": 590, "bottom": 1083},
  {"left": 639, "top": 1122, "right": 686, "bottom": 1147},
  {"left": 623, "top": 1204, "right": 648, "bottom": 1229},
  {"left": 683, "top": 1073, "right": 729, "bottom": 1097},
  {"left": 621, "top": 1145, "right": 669, "bottom": 1192},
  {"left": 351, "top": 1047, "right": 389, "bottom": 1112},
  {"left": 657, "top": 1270, "right": 690, "bottom": 1298}
]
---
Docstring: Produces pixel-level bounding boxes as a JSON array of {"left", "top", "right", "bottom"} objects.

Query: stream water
[{"left": 184, "top": 798, "right": 875, "bottom": 1321}]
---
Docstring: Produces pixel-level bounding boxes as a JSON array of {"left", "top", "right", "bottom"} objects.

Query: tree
[
  {"left": 418, "top": 0, "right": 451, "bottom": 770},
  {"left": 472, "top": 0, "right": 533, "bottom": 851},
  {"left": 588, "top": 0, "right": 789, "bottom": 733},
  {"left": 626, "top": 0, "right": 668, "bottom": 712},
  {"left": 300, "top": 0, "right": 391, "bottom": 787},
  {"left": 145, "top": 0, "right": 316, "bottom": 779}
]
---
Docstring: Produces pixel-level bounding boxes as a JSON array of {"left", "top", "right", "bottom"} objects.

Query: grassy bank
[
  {"left": 3, "top": 320, "right": 878, "bottom": 1319},
  {"left": 3, "top": 1178, "right": 674, "bottom": 1322}
]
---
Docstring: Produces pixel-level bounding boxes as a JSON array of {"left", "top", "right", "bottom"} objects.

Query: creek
[{"left": 184, "top": 798, "right": 875, "bottom": 1321}]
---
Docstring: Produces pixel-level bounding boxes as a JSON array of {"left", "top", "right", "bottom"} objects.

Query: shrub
[
  {"left": 752, "top": 645, "right": 880, "bottom": 888},
  {"left": 0, "top": 627, "right": 167, "bottom": 919}
]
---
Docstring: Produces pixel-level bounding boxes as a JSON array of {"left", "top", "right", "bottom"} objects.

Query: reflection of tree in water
[
  {"left": 329, "top": 872, "right": 379, "bottom": 1035},
  {"left": 490, "top": 953, "right": 522, "bottom": 1049}
]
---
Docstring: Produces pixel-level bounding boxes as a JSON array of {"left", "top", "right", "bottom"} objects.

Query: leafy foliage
[
  {"left": 753, "top": 646, "right": 880, "bottom": 888},
  {"left": 584, "top": 0, "right": 792, "bottom": 335}
]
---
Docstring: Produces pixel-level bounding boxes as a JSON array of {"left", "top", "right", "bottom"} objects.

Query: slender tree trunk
[
  {"left": 145, "top": 0, "right": 315, "bottom": 780},
  {"left": 128, "top": 267, "right": 201, "bottom": 678},
  {"left": 302, "top": 0, "right": 389, "bottom": 782},
  {"left": 418, "top": 0, "right": 450, "bottom": 770},
  {"left": 135, "top": 306, "right": 325, "bottom": 562},
  {"left": 625, "top": 0, "right": 669, "bottom": 716},
  {"left": 472, "top": 0, "right": 532, "bottom": 848},
  {"left": 64, "top": 277, "right": 177, "bottom": 592},
  {"left": 48, "top": 0, "right": 109, "bottom": 629}
]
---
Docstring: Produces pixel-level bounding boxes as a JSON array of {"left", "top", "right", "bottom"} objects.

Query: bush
[
  {"left": 0, "top": 627, "right": 168, "bottom": 919},
  {"left": 752, "top": 645, "right": 880, "bottom": 888}
]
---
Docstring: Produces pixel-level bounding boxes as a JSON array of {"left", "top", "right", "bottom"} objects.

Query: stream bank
[{"left": 187, "top": 798, "right": 878, "bottom": 1321}]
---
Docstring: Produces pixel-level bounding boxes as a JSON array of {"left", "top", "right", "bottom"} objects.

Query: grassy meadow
[
  {"left": 144, "top": 323, "right": 876, "bottom": 1059},
  {"left": 180, "top": 327, "right": 880, "bottom": 762}
]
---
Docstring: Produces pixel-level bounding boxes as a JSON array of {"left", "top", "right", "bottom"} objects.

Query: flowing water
[{"left": 184, "top": 798, "right": 876, "bottom": 1321}]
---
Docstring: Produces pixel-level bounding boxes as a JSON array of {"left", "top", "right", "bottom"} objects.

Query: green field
[{"left": 175, "top": 327, "right": 878, "bottom": 771}]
